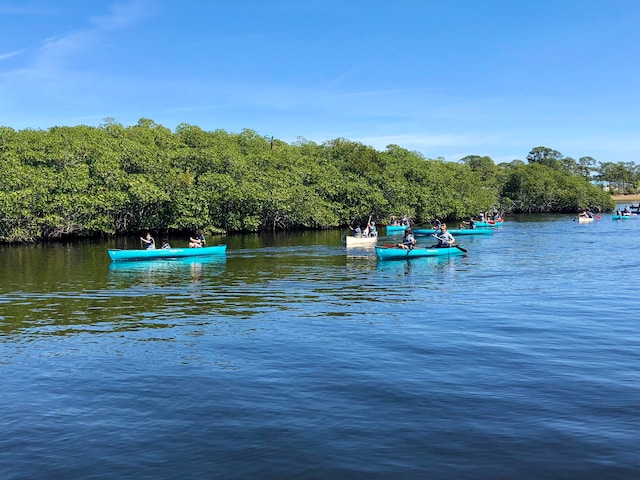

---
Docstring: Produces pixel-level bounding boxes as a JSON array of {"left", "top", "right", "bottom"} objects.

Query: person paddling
[
  {"left": 432, "top": 224, "right": 455, "bottom": 248},
  {"left": 397, "top": 228, "right": 416, "bottom": 250},
  {"left": 140, "top": 232, "right": 155, "bottom": 250},
  {"left": 348, "top": 223, "right": 362, "bottom": 237}
]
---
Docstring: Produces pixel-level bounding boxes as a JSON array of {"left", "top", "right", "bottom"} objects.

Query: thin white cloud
[
  {"left": 34, "top": 32, "right": 92, "bottom": 70},
  {"left": 0, "top": 49, "right": 24, "bottom": 61},
  {"left": 0, "top": 0, "right": 155, "bottom": 124},
  {"left": 28, "top": 0, "right": 151, "bottom": 71}
]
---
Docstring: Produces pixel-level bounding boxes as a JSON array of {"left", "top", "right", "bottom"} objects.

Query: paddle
[
  {"left": 381, "top": 241, "right": 416, "bottom": 250},
  {"left": 381, "top": 243, "right": 412, "bottom": 249}
]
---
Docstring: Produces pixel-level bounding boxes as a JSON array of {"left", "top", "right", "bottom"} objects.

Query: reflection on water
[
  {"left": 374, "top": 255, "right": 465, "bottom": 276},
  {"left": 344, "top": 251, "right": 466, "bottom": 279},
  {"left": 0, "top": 255, "right": 229, "bottom": 338},
  {"left": 107, "top": 256, "right": 227, "bottom": 295},
  {"left": 108, "top": 255, "right": 227, "bottom": 274}
]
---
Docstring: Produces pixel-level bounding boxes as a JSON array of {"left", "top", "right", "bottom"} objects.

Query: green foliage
[
  {"left": 0, "top": 123, "right": 625, "bottom": 242},
  {"left": 526, "top": 146, "right": 564, "bottom": 170},
  {"left": 501, "top": 163, "right": 615, "bottom": 213}
]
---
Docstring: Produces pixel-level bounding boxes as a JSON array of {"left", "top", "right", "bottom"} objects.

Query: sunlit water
[{"left": 1, "top": 214, "right": 639, "bottom": 479}]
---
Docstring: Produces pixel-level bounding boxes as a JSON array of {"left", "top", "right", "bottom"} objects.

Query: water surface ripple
[{"left": 1, "top": 215, "right": 639, "bottom": 479}]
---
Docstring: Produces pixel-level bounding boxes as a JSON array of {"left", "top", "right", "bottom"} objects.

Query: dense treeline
[{"left": 0, "top": 119, "right": 621, "bottom": 243}]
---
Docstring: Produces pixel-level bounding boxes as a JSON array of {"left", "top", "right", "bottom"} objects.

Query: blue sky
[{"left": 1, "top": 0, "right": 639, "bottom": 164}]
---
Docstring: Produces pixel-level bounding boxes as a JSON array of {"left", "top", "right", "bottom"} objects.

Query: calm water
[{"left": 1, "top": 214, "right": 639, "bottom": 479}]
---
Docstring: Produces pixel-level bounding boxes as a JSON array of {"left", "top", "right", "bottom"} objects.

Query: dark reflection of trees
[{"left": 0, "top": 256, "right": 227, "bottom": 338}]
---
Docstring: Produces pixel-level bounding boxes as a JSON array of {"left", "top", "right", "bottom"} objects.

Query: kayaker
[
  {"left": 189, "top": 229, "right": 206, "bottom": 248},
  {"left": 433, "top": 224, "right": 455, "bottom": 248},
  {"left": 368, "top": 220, "right": 377, "bottom": 237},
  {"left": 161, "top": 239, "right": 171, "bottom": 249},
  {"left": 461, "top": 217, "right": 476, "bottom": 229},
  {"left": 140, "top": 232, "right": 155, "bottom": 250},
  {"left": 397, "top": 228, "right": 416, "bottom": 250},
  {"left": 348, "top": 223, "right": 362, "bottom": 237}
]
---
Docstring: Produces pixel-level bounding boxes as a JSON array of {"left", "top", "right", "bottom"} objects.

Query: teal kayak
[
  {"left": 108, "top": 244, "right": 227, "bottom": 261},
  {"left": 474, "top": 221, "right": 503, "bottom": 227},
  {"left": 413, "top": 228, "right": 493, "bottom": 236},
  {"left": 612, "top": 214, "right": 633, "bottom": 220},
  {"left": 376, "top": 245, "right": 466, "bottom": 260},
  {"left": 385, "top": 224, "right": 409, "bottom": 234}
]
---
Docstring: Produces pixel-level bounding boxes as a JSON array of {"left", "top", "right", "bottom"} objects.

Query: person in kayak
[
  {"left": 365, "top": 219, "right": 377, "bottom": 237},
  {"left": 348, "top": 223, "right": 362, "bottom": 237},
  {"left": 140, "top": 232, "right": 155, "bottom": 250},
  {"left": 433, "top": 224, "right": 455, "bottom": 248},
  {"left": 397, "top": 228, "right": 416, "bottom": 249},
  {"left": 189, "top": 229, "right": 206, "bottom": 248},
  {"left": 460, "top": 217, "right": 477, "bottom": 229}
]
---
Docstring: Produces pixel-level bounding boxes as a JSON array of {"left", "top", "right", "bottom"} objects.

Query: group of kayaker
[
  {"left": 347, "top": 212, "right": 464, "bottom": 250},
  {"left": 139, "top": 229, "right": 206, "bottom": 250},
  {"left": 396, "top": 224, "right": 456, "bottom": 250},
  {"left": 479, "top": 211, "right": 503, "bottom": 223},
  {"left": 614, "top": 206, "right": 632, "bottom": 216},
  {"left": 349, "top": 213, "right": 410, "bottom": 238},
  {"left": 453, "top": 211, "right": 503, "bottom": 229},
  {"left": 349, "top": 219, "right": 377, "bottom": 238},
  {"left": 389, "top": 215, "right": 410, "bottom": 227}
]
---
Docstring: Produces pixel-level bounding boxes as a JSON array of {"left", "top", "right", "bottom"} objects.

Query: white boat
[
  {"left": 345, "top": 235, "right": 378, "bottom": 247},
  {"left": 577, "top": 216, "right": 594, "bottom": 223}
]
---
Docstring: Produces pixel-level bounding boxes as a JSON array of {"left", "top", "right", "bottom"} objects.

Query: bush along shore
[{"left": 0, "top": 121, "right": 620, "bottom": 243}]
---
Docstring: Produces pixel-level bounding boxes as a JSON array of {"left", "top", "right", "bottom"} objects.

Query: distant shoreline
[{"left": 612, "top": 194, "right": 640, "bottom": 202}]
